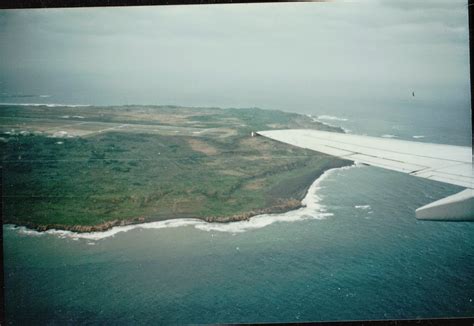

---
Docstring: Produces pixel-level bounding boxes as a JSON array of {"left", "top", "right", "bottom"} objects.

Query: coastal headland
[{"left": 1, "top": 105, "right": 351, "bottom": 232}]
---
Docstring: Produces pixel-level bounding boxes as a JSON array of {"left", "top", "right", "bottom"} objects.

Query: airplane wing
[{"left": 257, "top": 129, "right": 473, "bottom": 221}]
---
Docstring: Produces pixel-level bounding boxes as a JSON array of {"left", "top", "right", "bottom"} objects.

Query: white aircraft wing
[{"left": 257, "top": 129, "right": 473, "bottom": 221}]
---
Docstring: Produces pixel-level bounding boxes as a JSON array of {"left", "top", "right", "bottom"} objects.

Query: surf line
[{"left": 5, "top": 164, "right": 362, "bottom": 241}]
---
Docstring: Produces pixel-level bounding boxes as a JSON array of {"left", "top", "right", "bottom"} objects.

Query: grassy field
[{"left": 1, "top": 105, "right": 351, "bottom": 231}]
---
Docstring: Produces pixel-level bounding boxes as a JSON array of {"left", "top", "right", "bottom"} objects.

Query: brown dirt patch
[
  {"left": 211, "top": 128, "right": 238, "bottom": 138},
  {"left": 218, "top": 169, "right": 247, "bottom": 177},
  {"left": 187, "top": 139, "right": 218, "bottom": 155},
  {"left": 241, "top": 155, "right": 272, "bottom": 161},
  {"left": 243, "top": 178, "right": 266, "bottom": 190},
  {"left": 239, "top": 137, "right": 274, "bottom": 151}
]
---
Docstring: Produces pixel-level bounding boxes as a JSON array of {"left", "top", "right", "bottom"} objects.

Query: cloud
[{"left": 0, "top": 1, "right": 469, "bottom": 110}]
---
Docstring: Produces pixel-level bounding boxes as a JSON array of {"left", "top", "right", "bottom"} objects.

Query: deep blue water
[{"left": 3, "top": 103, "right": 473, "bottom": 324}]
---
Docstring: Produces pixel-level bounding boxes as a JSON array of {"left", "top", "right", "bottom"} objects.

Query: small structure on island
[{"left": 250, "top": 131, "right": 261, "bottom": 137}]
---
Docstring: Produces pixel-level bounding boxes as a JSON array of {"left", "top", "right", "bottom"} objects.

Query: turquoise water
[
  {"left": 3, "top": 102, "right": 474, "bottom": 324},
  {"left": 4, "top": 165, "right": 474, "bottom": 324}
]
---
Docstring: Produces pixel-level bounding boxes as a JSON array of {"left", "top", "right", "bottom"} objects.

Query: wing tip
[{"left": 416, "top": 189, "right": 474, "bottom": 221}]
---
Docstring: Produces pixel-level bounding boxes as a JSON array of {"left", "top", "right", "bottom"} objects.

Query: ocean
[{"left": 3, "top": 102, "right": 473, "bottom": 324}]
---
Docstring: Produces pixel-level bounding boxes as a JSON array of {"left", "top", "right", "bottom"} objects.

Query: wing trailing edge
[{"left": 257, "top": 129, "right": 473, "bottom": 221}]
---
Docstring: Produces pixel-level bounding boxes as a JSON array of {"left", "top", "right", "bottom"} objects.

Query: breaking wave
[
  {"left": 317, "top": 115, "right": 348, "bottom": 122},
  {"left": 307, "top": 115, "right": 351, "bottom": 133},
  {"left": 0, "top": 103, "right": 90, "bottom": 107},
  {"left": 5, "top": 164, "right": 362, "bottom": 241}
]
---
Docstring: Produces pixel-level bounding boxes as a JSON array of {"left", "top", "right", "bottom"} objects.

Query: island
[{"left": 1, "top": 104, "right": 352, "bottom": 232}]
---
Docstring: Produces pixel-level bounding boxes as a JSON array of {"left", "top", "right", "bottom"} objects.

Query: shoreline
[
  {"left": 7, "top": 199, "right": 305, "bottom": 234},
  {"left": 306, "top": 114, "right": 350, "bottom": 134},
  {"left": 3, "top": 163, "right": 359, "bottom": 239}
]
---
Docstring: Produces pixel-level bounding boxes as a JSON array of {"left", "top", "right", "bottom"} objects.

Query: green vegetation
[{"left": 1, "top": 105, "right": 350, "bottom": 230}]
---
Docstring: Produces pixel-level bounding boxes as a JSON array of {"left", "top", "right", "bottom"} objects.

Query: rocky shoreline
[
  {"left": 6, "top": 199, "right": 304, "bottom": 234},
  {"left": 203, "top": 199, "right": 303, "bottom": 223}
]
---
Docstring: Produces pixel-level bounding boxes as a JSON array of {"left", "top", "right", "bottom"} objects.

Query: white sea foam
[
  {"left": 10, "top": 226, "right": 46, "bottom": 236},
  {"left": 413, "top": 135, "right": 425, "bottom": 139},
  {"left": 34, "top": 219, "right": 207, "bottom": 241},
  {"left": 381, "top": 134, "right": 397, "bottom": 138},
  {"left": 317, "top": 115, "right": 348, "bottom": 122},
  {"left": 355, "top": 205, "right": 371, "bottom": 210},
  {"left": 5, "top": 164, "right": 361, "bottom": 240},
  {"left": 311, "top": 117, "right": 337, "bottom": 128},
  {"left": 0, "top": 103, "right": 90, "bottom": 107},
  {"left": 309, "top": 116, "right": 350, "bottom": 133}
]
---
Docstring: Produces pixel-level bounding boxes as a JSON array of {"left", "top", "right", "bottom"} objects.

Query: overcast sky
[{"left": 0, "top": 1, "right": 470, "bottom": 112}]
